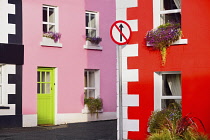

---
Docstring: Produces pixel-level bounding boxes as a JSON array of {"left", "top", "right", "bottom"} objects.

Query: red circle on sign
[{"left": 110, "top": 20, "right": 132, "bottom": 45}]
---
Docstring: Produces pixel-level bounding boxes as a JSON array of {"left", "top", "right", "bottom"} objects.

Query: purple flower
[
  {"left": 43, "top": 31, "right": 61, "bottom": 42},
  {"left": 146, "top": 22, "right": 182, "bottom": 50},
  {"left": 86, "top": 36, "right": 102, "bottom": 45}
]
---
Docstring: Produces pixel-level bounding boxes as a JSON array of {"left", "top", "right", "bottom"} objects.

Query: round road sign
[{"left": 110, "top": 20, "right": 132, "bottom": 45}]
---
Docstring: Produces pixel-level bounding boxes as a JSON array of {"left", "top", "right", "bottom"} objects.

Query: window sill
[
  {"left": 0, "top": 106, "right": 10, "bottom": 109},
  {"left": 147, "top": 39, "right": 188, "bottom": 46},
  {"left": 83, "top": 41, "right": 102, "bottom": 50},
  {"left": 40, "top": 37, "right": 62, "bottom": 47},
  {"left": 82, "top": 104, "right": 103, "bottom": 114}
]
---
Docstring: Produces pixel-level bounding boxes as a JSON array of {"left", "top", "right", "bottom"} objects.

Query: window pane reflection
[
  {"left": 49, "top": 8, "right": 55, "bottom": 23},
  {"left": 86, "top": 13, "right": 89, "bottom": 27},
  {"left": 43, "top": 24, "right": 47, "bottom": 33},
  {"left": 160, "top": 13, "right": 181, "bottom": 25},
  {"left": 43, "top": 7, "right": 47, "bottom": 22},
  {"left": 160, "top": 0, "right": 181, "bottom": 11},
  {"left": 161, "top": 99, "right": 181, "bottom": 109},
  {"left": 90, "top": 14, "right": 96, "bottom": 28},
  {"left": 49, "top": 24, "right": 55, "bottom": 32}
]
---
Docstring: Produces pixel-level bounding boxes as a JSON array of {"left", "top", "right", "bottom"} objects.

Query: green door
[{"left": 37, "top": 68, "right": 55, "bottom": 125}]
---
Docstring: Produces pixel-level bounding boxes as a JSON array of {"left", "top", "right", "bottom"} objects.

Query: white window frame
[
  {"left": 85, "top": 11, "right": 99, "bottom": 37},
  {"left": 84, "top": 11, "right": 102, "bottom": 50},
  {"left": 153, "top": 0, "right": 187, "bottom": 45},
  {"left": 84, "top": 69, "right": 100, "bottom": 99},
  {"left": 42, "top": 5, "right": 58, "bottom": 33},
  {"left": 154, "top": 71, "right": 182, "bottom": 111},
  {"left": 40, "top": 5, "right": 62, "bottom": 47}
]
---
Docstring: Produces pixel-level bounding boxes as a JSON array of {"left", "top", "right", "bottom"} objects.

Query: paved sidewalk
[{"left": 0, "top": 120, "right": 117, "bottom": 140}]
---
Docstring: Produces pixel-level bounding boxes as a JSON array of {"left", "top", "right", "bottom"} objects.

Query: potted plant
[
  {"left": 86, "top": 36, "right": 102, "bottom": 46},
  {"left": 43, "top": 31, "right": 61, "bottom": 43},
  {"left": 147, "top": 103, "right": 208, "bottom": 140},
  {"left": 146, "top": 22, "right": 182, "bottom": 66},
  {"left": 84, "top": 97, "right": 103, "bottom": 118}
]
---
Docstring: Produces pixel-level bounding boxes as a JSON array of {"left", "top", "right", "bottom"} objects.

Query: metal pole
[{"left": 118, "top": 45, "right": 123, "bottom": 140}]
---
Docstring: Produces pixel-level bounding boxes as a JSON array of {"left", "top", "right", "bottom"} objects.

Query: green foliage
[
  {"left": 147, "top": 128, "right": 182, "bottom": 140},
  {"left": 147, "top": 103, "right": 209, "bottom": 140},
  {"left": 84, "top": 97, "right": 103, "bottom": 118},
  {"left": 148, "top": 103, "right": 182, "bottom": 133}
]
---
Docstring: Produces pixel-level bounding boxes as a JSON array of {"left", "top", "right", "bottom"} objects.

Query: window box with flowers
[
  {"left": 83, "top": 37, "right": 102, "bottom": 50},
  {"left": 146, "top": 22, "right": 185, "bottom": 66},
  {"left": 40, "top": 32, "right": 62, "bottom": 47}
]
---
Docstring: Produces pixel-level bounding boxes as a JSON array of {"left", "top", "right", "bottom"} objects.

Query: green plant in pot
[
  {"left": 146, "top": 22, "right": 182, "bottom": 66},
  {"left": 84, "top": 97, "right": 103, "bottom": 118}
]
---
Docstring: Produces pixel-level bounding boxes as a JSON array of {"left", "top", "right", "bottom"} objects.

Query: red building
[{"left": 116, "top": 0, "right": 210, "bottom": 139}]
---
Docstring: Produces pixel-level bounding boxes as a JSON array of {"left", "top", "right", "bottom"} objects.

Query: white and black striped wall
[{"left": 0, "top": 0, "right": 24, "bottom": 128}]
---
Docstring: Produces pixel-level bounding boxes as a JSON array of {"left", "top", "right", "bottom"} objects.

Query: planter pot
[
  {"left": 86, "top": 40, "right": 100, "bottom": 47},
  {"left": 42, "top": 37, "right": 55, "bottom": 44},
  {"left": 83, "top": 41, "right": 102, "bottom": 50},
  {"left": 82, "top": 104, "right": 103, "bottom": 114},
  {"left": 40, "top": 37, "right": 62, "bottom": 47}
]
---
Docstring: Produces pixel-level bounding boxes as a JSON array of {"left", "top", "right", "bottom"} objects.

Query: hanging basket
[{"left": 146, "top": 22, "right": 182, "bottom": 65}]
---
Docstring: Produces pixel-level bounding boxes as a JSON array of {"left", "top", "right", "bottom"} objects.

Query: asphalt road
[{"left": 0, "top": 120, "right": 117, "bottom": 140}]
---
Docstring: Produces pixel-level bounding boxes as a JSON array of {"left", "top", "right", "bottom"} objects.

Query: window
[
  {"left": 84, "top": 70, "right": 100, "bottom": 98},
  {"left": 153, "top": 0, "right": 187, "bottom": 44},
  {"left": 37, "top": 70, "right": 51, "bottom": 94},
  {"left": 153, "top": 0, "right": 181, "bottom": 28},
  {"left": 41, "top": 5, "right": 62, "bottom": 47},
  {"left": 154, "top": 72, "right": 182, "bottom": 110},
  {"left": 85, "top": 11, "right": 99, "bottom": 37},
  {"left": 84, "top": 11, "right": 102, "bottom": 50},
  {"left": 43, "top": 5, "right": 57, "bottom": 33}
]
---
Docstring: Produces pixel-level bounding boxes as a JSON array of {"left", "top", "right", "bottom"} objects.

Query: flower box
[
  {"left": 40, "top": 37, "right": 62, "bottom": 47},
  {"left": 145, "top": 22, "right": 183, "bottom": 65},
  {"left": 40, "top": 32, "right": 62, "bottom": 47},
  {"left": 83, "top": 41, "right": 102, "bottom": 50},
  {"left": 42, "top": 37, "right": 55, "bottom": 44}
]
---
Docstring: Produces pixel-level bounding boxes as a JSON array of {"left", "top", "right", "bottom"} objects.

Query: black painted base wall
[
  {"left": 0, "top": 44, "right": 24, "bottom": 65},
  {"left": 0, "top": 115, "right": 22, "bottom": 128}
]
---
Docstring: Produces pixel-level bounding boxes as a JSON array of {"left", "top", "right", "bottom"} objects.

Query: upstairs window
[
  {"left": 41, "top": 5, "right": 62, "bottom": 47},
  {"left": 84, "top": 70, "right": 100, "bottom": 98},
  {"left": 153, "top": 0, "right": 181, "bottom": 28},
  {"left": 43, "top": 5, "right": 58, "bottom": 33},
  {"left": 153, "top": 0, "right": 187, "bottom": 44},
  {"left": 85, "top": 11, "right": 99, "bottom": 37}
]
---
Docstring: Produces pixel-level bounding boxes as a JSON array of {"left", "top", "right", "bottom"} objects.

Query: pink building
[{"left": 22, "top": 0, "right": 116, "bottom": 127}]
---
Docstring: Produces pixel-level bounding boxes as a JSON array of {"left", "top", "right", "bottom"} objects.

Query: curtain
[
  {"left": 167, "top": 74, "right": 181, "bottom": 96},
  {"left": 167, "top": 74, "right": 181, "bottom": 105},
  {"left": 173, "top": 0, "right": 181, "bottom": 9}
]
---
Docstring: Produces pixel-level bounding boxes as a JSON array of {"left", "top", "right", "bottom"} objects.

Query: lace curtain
[
  {"left": 173, "top": 0, "right": 181, "bottom": 9},
  {"left": 167, "top": 74, "right": 181, "bottom": 96}
]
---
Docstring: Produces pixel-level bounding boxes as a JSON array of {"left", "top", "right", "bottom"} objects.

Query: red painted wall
[{"left": 126, "top": 0, "right": 210, "bottom": 139}]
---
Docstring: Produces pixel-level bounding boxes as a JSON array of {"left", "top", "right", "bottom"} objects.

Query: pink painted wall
[
  {"left": 84, "top": 0, "right": 116, "bottom": 112},
  {"left": 22, "top": 0, "right": 116, "bottom": 115}
]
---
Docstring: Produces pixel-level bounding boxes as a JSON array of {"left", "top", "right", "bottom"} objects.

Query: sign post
[{"left": 110, "top": 20, "right": 132, "bottom": 140}]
